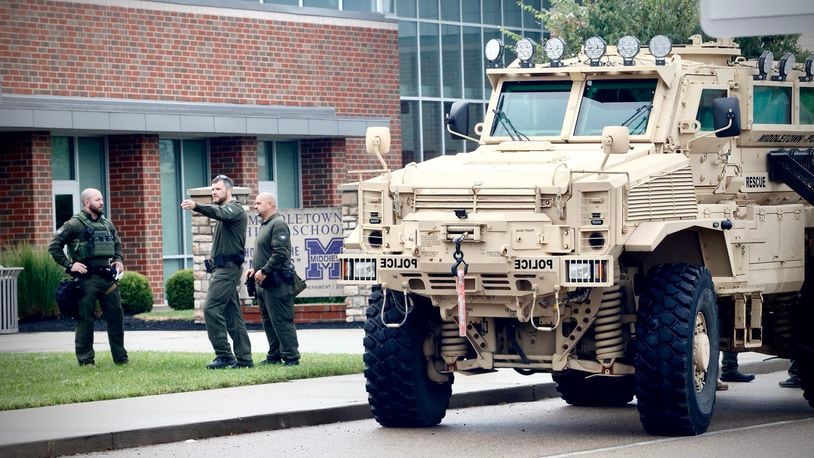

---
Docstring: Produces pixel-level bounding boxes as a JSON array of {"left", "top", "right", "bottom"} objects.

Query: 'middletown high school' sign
[{"left": 245, "top": 207, "right": 343, "bottom": 298}]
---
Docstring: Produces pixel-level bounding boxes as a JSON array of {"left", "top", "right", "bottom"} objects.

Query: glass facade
[
  {"left": 51, "top": 136, "right": 106, "bottom": 230},
  {"left": 160, "top": 139, "right": 209, "bottom": 283},
  {"left": 258, "top": 141, "right": 302, "bottom": 209},
  {"left": 393, "top": 0, "right": 546, "bottom": 162}
]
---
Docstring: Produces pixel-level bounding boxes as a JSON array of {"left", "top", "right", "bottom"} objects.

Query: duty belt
[{"left": 212, "top": 253, "right": 244, "bottom": 267}]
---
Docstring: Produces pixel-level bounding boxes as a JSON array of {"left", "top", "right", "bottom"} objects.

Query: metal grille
[
  {"left": 414, "top": 189, "right": 539, "bottom": 212},
  {"left": 627, "top": 167, "right": 698, "bottom": 221}
]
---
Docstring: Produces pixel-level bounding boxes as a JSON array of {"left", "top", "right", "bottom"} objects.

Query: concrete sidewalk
[{"left": 0, "top": 329, "right": 791, "bottom": 457}]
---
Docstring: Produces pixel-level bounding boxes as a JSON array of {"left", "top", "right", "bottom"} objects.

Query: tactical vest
[{"left": 67, "top": 213, "right": 117, "bottom": 262}]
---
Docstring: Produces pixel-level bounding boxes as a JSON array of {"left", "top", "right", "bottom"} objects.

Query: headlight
[
  {"left": 648, "top": 35, "right": 672, "bottom": 65},
  {"left": 568, "top": 262, "right": 592, "bottom": 282},
  {"left": 544, "top": 37, "right": 565, "bottom": 67},
  {"left": 516, "top": 38, "right": 535, "bottom": 67},
  {"left": 485, "top": 39, "right": 504, "bottom": 67},
  {"left": 617, "top": 35, "right": 640, "bottom": 65},
  {"left": 584, "top": 36, "right": 606, "bottom": 64}
]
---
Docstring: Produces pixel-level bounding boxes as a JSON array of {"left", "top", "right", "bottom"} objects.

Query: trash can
[{"left": 0, "top": 267, "right": 23, "bottom": 334}]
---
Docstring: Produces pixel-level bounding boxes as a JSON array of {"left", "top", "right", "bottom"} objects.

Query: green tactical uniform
[
  {"left": 253, "top": 212, "right": 300, "bottom": 363},
  {"left": 194, "top": 199, "right": 252, "bottom": 365},
  {"left": 49, "top": 210, "right": 128, "bottom": 365}
]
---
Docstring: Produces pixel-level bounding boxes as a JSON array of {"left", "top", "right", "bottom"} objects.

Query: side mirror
[
  {"left": 601, "top": 126, "right": 630, "bottom": 155},
  {"left": 446, "top": 101, "right": 469, "bottom": 137},
  {"left": 366, "top": 127, "right": 390, "bottom": 156},
  {"left": 712, "top": 97, "right": 741, "bottom": 138}
]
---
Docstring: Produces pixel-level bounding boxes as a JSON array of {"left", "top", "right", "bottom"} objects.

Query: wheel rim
[{"left": 692, "top": 311, "right": 710, "bottom": 393}]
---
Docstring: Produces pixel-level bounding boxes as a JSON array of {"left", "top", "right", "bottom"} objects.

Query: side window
[
  {"left": 801, "top": 87, "right": 814, "bottom": 125},
  {"left": 695, "top": 89, "right": 728, "bottom": 131},
  {"left": 753, "top": 86, "right": 792, "bottom": 124}
]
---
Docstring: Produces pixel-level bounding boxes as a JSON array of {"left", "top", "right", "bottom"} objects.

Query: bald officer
[{"left": 247, "top": 192, "right": 300, "bottom": 365}]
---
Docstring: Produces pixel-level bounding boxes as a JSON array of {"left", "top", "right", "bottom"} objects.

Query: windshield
[
  {"left": 491, "top": 81, "right": 572, "bottom": 137},
  {"left": 574, "top": 79, "right": 657, "bottom": 136}
]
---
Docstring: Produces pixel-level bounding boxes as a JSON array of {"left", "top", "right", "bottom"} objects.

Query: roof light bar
[
  {"left": 774, "top": 53, "right": 795, "bottom": 81},
  {"left": 485, "top": 39, "right": 504, "bottom": 68},
  {"left": 648, "top": 35, "right": 672, "bottom": 65},
  {"left": 516, "top": 38, "right": 535, "bottom": 68},
  {"left": 584, "top": 36, "right": 606, "bottom": 66},
  {"left": 756, "top": 51, "right": 773, "bottom": 80},
  {"left": 544, "top": 37, "right": 565, "bottom": 67},
  {"left": 617, "top": 35, "right": 640, "bottom": 65}
]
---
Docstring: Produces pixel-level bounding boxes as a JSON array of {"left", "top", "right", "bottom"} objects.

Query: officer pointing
[
  {"left": 181, "top": 175, "right": 253, "bottom": 369},
  {"left": 49, "top": 188, "right": 128, "bottom": 366}
]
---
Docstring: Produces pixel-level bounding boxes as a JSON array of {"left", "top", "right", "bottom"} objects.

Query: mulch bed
[{"left": 18, "top": 317, "right": 363, "bottom": 333}]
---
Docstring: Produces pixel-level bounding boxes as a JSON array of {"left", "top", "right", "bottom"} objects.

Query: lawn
[
  {"left": 134, "top": 308, "right": 196, "bottom": 321},
  {"left": 0, "top": 351, "right": 363, "bottom": 411}
]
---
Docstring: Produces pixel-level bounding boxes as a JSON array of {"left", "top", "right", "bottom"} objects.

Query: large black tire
[
  {"left": 553, "top": 370, "right": 635, "bottom": 407},
  {"left": 363, "top": 287, "right": 452, "bottom": 427},
  {"left": 634, "top": 263, "right": 719, "bottom": 436}
]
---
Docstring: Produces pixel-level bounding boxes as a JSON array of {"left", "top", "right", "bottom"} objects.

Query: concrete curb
[{"left": 0, "top": 360, "right": 792, "bottom": 457}]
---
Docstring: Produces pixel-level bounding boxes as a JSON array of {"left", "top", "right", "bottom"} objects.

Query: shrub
[
  {"left": 166, "top": 269, "right": 194, "bottom": 310},
  {"left": 118, "top": 271, "right": 153, "bottom": 315},
  {"left": 0, "top": 244, "right": 65, "bottom": 320}
]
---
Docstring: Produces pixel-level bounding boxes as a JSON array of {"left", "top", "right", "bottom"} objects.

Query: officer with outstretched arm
[{"left": 181, "top": 175, "right": 253, "bottom": 369}]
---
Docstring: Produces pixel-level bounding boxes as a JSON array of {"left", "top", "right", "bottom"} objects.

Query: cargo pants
[
  {"left": 203, "top": 264, "right": 253, "bottom": 365},
  {"left": 257, "top": 282, "right": 300, "bottom": 363},
  {"left": 75, "top": 274, "right": 127, "bottom": 364}
]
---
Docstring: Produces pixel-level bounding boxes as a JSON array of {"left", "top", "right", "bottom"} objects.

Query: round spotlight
[
  {"left": 778, "top": 53, "right": 795, "bottom": 80},
  {"left": 648, "top": 35, "right": 672, "bottom": 63},
  {"left": 617, "top": 35, "right": 640, "bottom": 60},
  {"left": 584, "top": 36, "right": 607, "bottom": 63},
  {"left": 805, "top": 54, "right": 814, "bottom": 81},
  {"left": 544, "top": 37, "right": 566, "bottom": 61},
  {"left": 485, "top": 39, "right": 504, "bottom": 66},
  {"left": 757, "top": 51, "right": 774, "bottom": 80},
  {"left": 516, "top": 38, "right": 535, "bottom": 67}
]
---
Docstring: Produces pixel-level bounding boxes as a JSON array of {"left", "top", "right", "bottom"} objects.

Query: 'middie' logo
[{"left": 304, "top": 238, "right": 343, "bottom": 280}]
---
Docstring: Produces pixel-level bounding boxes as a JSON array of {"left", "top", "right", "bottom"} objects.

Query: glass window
[
  {"left": 422, "top": 101, "right": 442, "bottom": 161},
  {"left": 491, "top": 81, "right": 572, "bottom": 137},
  {"left": 462, "top": 1, "right": 480, "bottom": 23},
  {"left": 399, "top": 22, "right": 419, "bottom": 96},
  {"left": 51, "top": 136, "right": 75, "bottom": 180},
  {"left": 463, "top": 26, "right": 483, "bottom": 100},
  {"left": 343, "top": 0, "right": 375, "bottom": 12},
  {"left": 442, "top": 25, "right": 462, "bottom": 99},
  {"left": 401, "top": 100, "right": 420, "bottom": 165},
  {"left": 440, "top": 0, "right": 460, "bottom": 21},
  {"left": 575, "top": 79, "right": 658, "bottom": 136},
  {"left": 753, "top": 86, "right": 792, "bottom": 124},
  {"left": 396, "top": 0, "right": 416, "bottom": 17},
  {"left": 522, "top": 0, "right": 542, "bottom": 29},
  {"left": 304, "top": 0, "right": 339, "bottom": 9},
  {"left": 257, "top": 142, "right": 273, "bottom": 181},
  {"left": 444, "top": 101, "right": 464, "bottom": 155},
  {"left": 160, "top": 139, "right": 208, "bottom": 288},
  {"left": 503, "top": 0, "right": 522, "bottom": 27},
  {"left": 263, "top": 0, "right": 299, "bottom": 5},
  {"left": 420, "top": 23, "right": 441, "bottom": 97},
  {"left": 695, "top": 89, "right": 728, "bottom": 131},
  {"left": 78, "top": 137, "right": 105, "bottom": 194},
  {"left": 801, "top": 87, "right": 814, "bottom": 124},
  {"left": 482, "top": 0, "right": 501, "bottom": 25},
  {"left": 418, "top": 0, "right": 438, "bottom": 19},
  {"left": 275, "top": 141, "right": 300, "bottom": 209}
]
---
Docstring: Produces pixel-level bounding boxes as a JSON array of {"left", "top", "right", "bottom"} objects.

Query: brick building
[{"left": 0, "top": 0, "right": 401, "bottom": 303}]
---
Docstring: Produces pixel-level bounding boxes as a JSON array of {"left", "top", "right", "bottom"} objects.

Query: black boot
[
  {"left": 720, "top": 370, "right": 755, "bottom": 382},
  {"left": 207, "top": 356, "right": 237, "bottom": 369}
]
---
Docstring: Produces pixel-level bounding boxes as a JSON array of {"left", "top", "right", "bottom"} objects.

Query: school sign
[{"left": 245, "top": 207, "right": 343, "bottom": 298}]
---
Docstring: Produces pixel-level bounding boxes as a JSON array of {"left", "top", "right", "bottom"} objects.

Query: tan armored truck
[{"left": 340, "top": 34, "right": 814, "bottom": 436}]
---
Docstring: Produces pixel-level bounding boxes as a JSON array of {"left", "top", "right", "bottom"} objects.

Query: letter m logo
[{"left": 304, "top": 238, "right": 343, "bottom": 280}]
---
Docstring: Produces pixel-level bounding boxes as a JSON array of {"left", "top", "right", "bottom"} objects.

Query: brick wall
[
  {"left": 0, "top": 132, "right": 54, "bottom": 247},
  {"left": 107, "top": 135, "right": 164, "bottom": 303},
  {"left": 210, "top": 137, "right": 259, "bottom": 197},
  {"left": 0, "top": 0, "right": 402, "bottom": 172}
]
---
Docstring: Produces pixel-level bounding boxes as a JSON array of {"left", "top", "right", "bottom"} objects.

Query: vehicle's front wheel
[
  {"left": 635, "top": 263, "right": 719, "bottom": 436},
  {"left": 363, "top": 287, "right": 452, "bottom": 427}
]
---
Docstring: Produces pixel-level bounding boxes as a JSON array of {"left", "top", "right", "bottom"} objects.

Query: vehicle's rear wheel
[
  {"left": 553, "top": 370, "right": 634, "bottom": 406},
  {"left": 635, "top": 263, "right": 719, "bottom": 436},
  {"left": 363, "top": 287, "right": 452, "bottom": 427}
]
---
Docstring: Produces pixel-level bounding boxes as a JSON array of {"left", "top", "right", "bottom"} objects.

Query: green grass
[
  {"left": 0, "top": 352, "right": 363, "bottom": 411},
  {"left": 134, "top": 309, "right": 196, "bottom": 321}
]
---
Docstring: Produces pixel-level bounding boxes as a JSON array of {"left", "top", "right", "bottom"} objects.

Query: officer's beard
[{"left": 90, "top": 206, "right": 104, "bottom": 217}]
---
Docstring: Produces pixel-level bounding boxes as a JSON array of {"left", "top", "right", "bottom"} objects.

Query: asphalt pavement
[{"left": 0, "top": 328, "right": 792, "bottom": 457}]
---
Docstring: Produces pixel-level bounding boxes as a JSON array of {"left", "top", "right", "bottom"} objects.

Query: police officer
[
  {"left": 49, "top": 188, "right": 128, "bottom": 366},
  {"left": 247, "top": 192, "right": 300, "bottom": 365},
  {"left": 181, "top": 175, "right": 253, "bottom": 369}
]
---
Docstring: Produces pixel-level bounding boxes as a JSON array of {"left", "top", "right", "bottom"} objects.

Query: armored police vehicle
[{"left": 340, "top": 34, "right": 814, "bottom": 436}]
